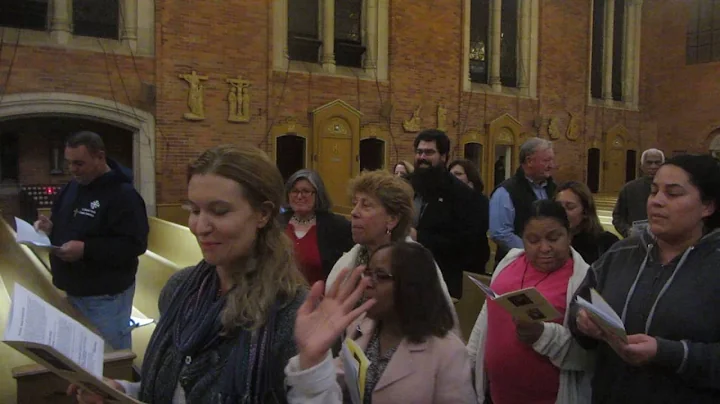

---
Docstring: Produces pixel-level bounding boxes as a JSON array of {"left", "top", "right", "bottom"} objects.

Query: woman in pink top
[{"left": 467, "top": 200, "right": 593, "bottom": 404}]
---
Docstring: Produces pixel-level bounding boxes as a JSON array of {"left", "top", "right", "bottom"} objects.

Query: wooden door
[
  {"left": 603, "top": 131, "right": 627, "bottom": 193},
  {"left": 317, "top": 130, "right": 353, "bottom": 209}
]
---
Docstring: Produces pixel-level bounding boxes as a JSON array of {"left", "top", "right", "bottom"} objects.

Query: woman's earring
[{"left": 386, "top": 228, "right": 391, "bottom": 235}]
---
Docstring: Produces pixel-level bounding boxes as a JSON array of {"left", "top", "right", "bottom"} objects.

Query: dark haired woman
[
  {"left": 468, "top": 199, "right": 592, "bottom": 404},
  {"left": 286, "top": 242, "right": 476, "bottom": 403},
  {"left": 555, "top": 181, "right": 619, "bottom": 264},
  {"left": 571, "top": 154, "right": 720, "bottom": 403},
  {"left": 448, "top": 159, "right": 491, "bottom": 273}
]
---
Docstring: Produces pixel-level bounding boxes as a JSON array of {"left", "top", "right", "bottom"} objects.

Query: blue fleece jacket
[{"left": 49, "top": 159, "right": 149, "bottom": 296}]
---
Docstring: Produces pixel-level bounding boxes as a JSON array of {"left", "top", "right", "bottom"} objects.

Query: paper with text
[
  {"left": 576, "top": 288, "right": 627, "bottom": 342},
  {"left": 468, "top": 275, "right": 562, "bottom": 322},
  {"left": 3, "top": 284, "right": 144, "bottom": 403},
  {"left": 14, "top": 217, "right": 58, "bottom": 249},
  {"left": 340, "top": 338, "right": 369, "bottom": 404},
  {"left": 4, "top": 283, "right": 104, "bottom": 377}
]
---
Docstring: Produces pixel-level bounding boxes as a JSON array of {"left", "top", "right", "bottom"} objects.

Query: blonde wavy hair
[
  {"left": 188, "top": 144, "right": 306, "bottom": 331},
  {"left": 349, "top": 170, "right": 414, "bottom": 241}
]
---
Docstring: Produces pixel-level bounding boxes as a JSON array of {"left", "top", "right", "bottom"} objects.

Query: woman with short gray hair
[{"left": 279, "top": 169, "right": 354, "bottom": 284}]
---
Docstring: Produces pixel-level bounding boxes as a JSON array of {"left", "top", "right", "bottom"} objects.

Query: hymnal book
[
  {"left": 3, "top": 284, "right": 143, "bottom": 403},
  {"left": 14, "top": 217, "right": 59, "bottom": 249},
  {"left": 340, "top": 338, "right": 370, "bottom": 404},
  {"left": 575, "top": 288, "right": 628, "bottom": 343},
  {"left": 467, "top": 275, "right": 562, "bottom": 322}
]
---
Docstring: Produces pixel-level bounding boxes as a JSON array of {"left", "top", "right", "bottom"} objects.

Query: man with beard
[
  {"left": 410, "top": 129, "right": 487, "bottom": 299},
  {"left": 489, "top": 137, "right": 556, "bottom": 266}
]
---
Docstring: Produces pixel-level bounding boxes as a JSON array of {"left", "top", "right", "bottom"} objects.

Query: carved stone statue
[
  {"left": 548, "top": 116, "right": 561, "bottom": 140},
  {"left": 437, "top": 103, "right": 448, "bottom": 132},
  {"left": 226, "top": 76, "right": 251, "bottom": 123},
  {"left": 178, "top": 71, "right": 208, "bottom": 121},
  {"left": 403, "top": 105, "right": 422, "bottom": 133},
  {"left": 565, "top": 112, "right": 580, "bottom": 141}
]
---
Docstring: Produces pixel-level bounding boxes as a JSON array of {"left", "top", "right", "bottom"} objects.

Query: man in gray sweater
[{"left": 612, "top": 148, "right": 664, "bottom": 237}]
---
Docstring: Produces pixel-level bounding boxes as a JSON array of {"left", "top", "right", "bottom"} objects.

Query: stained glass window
[
  {"left": 335, "top": 0, "right": 364, "bottom": 67},
  {"left": 470, "top": 0, "right": 490, "bottom": 83},
  {"left": 0, "top": 0, "right": 48, "bottom": 31},
  {"left": 288, "top": 0, "right": 321, "bottom": 62},
  {"left": 687, "top": 0, "right": 720, "bottom": 64},
  {"left": 73, "top": 0, "right": 119, "bottom": 39}
]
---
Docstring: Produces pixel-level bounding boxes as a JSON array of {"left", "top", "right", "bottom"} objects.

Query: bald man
[{"left": 612, "top": 148, "right": 664, "bottom": 238}]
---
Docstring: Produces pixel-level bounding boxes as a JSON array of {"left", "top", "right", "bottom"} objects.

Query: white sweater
[{"left": 466, "top": 248, "right": 594, "bottom": 404}]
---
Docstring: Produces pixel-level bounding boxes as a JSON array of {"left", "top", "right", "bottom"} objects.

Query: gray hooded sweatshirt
[{"left": 569, "top": 228, "right": 720, "bottom": 404}]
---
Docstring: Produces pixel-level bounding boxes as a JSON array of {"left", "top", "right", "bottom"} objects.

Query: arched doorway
[
  {"left": 460, "top": 129, "right": 487, "bottom": 186},
  {"left": 0, "top": 93, "right": 156, "bottom": 215},
  {"left": 602, "top": 124, "right": 637, "bottom": 194},
  {"left": 311, "top": 100, "right": 361, "bottom": 214},
  {"left": 487, "top": 113, "right": 522, "bottom": 189},
  {"left": 269, "top": 117, "right": 312, "bottom": 182},
  {"left": 587, "top": 148, "right": 601, "bottom": 193},
  {"left": 625, "top": 149, "right": 638, "bottom": 183},
  {"left": 359, "top": 124, "right": 390, "bottom": 172}
]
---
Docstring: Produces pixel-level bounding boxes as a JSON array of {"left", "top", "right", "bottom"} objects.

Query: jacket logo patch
[{"left": 75, "top": 200, "right": 100, "bottom": 218}]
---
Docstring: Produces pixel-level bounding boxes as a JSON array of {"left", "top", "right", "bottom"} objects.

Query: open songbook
[
  {"left": 3, "top": 284, "right": 143, "bottom": 403},
  {"left": 575, "top": 288, "right": 628, "bottom": 343},
  {"left": 340, "top": 338, "right": 369, "bottom": 404},
  {"left": 467, "top": 275, "right": 562, "bottom": 322},
  {"left": 14, "top": 217, "right": 59, "bottom": 249}
]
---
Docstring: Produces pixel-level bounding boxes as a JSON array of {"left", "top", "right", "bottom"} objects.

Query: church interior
[{"left": 0, "top": 0, "right": 719, "bottom": 401}]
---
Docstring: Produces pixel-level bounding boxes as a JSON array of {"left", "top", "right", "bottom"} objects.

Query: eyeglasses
[
  {"left": 290, "top": 190, "right": 316, "bottom": 197},
  {"left": 362, "top": 269, "right": 394, "bottom": 283},
  {"left": 415, "top": 148, "right": 438, "bottom": 157}
]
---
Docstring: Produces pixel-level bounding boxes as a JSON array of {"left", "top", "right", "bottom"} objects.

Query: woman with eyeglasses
[
  {"left": 286, "top": 242, "right": 476, "bottom": 403},
  {"left": 467, "top": 200, "right": 593, "bottom": 404},
  {"left": 323, "top": 170, "right": 460, "bottom": 333},
  {"left": 279, "top": 169, "right": 354, "bottom": 284},
  {"left": 555, "top": 181, "right": 619, "bottom": 264}
]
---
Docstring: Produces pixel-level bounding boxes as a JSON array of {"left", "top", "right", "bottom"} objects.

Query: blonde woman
[
  {"left": 325, "top": 170, "right": 460, "bottom": 334},
  {"left": 72, "top": 145, "right": 307, "bottom": 403}
]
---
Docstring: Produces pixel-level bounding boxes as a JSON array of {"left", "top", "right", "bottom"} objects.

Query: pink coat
[{"left": 286, "top": 315, "right": 476, "bottom": 404}]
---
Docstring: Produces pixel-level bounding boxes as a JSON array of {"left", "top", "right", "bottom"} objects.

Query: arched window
[
  {"left": 360, "top": 138, "right": 384, "bottom": 172},
  {"left": 276, "top": 134, "right": 307, "bottom": 181}
]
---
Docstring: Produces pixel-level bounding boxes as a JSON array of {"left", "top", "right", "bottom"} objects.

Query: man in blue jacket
[{"left": 35, "top": 131, "right": 149, "bottom": 350}]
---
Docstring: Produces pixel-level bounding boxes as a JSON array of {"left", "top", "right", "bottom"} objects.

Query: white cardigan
[
  {"left": 466, "top": 248, "right": 594, "bottom": 404},
  {"left": 325, "top": 236, "right": 461, "bottom": 337}
]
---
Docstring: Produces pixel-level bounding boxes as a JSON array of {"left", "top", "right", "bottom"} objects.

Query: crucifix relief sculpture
[
  {"left": 226, "top": 76, "right": 251, "bottom": 123},
  {"left": 178, "top": 71, "right": 209, "bottom": 121},
  {"left": 403, "top": 105, "right": 422, "bottom": 133}
]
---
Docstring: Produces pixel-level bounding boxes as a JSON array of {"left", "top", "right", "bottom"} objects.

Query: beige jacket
[
  {"left": 466, "top": 248, "right": 594, "bottom": 404},
  {"left": 285, "top": 316, "right": 476, "bottom": 404}
]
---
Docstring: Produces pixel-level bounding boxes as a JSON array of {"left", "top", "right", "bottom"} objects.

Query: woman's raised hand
[{"left": 294, "top": 266, "right": 376, "bottom": 370}]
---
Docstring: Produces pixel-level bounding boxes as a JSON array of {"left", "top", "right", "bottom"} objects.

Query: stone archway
[{"left": 0, "top": 93, "right": 156, "bottom": 215}]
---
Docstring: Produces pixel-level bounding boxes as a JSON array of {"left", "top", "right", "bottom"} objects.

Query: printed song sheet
[{"left": 14, "top": 217, "right": 58, "bottom": 249}]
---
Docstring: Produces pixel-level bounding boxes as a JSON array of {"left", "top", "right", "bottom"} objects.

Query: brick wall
[
  {"left": 641, "top": 0, "right": 720, "bottom": 154},
  {"left": 7, "top": 0, "right": 714, "bottom": 205}
]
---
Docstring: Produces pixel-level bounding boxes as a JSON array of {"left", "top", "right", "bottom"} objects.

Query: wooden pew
[
  {"left": 12, "top": 351, "right": 138, "bottom": 404},
  {"left": 455, "top": 272, "right": 491, "bottom": 341},
  {"left": 0, "top": 218, "right": 137, "bottom": 402},
  {"left": 156, "top": 203, "right": 189, "bottom": 227},
  {"left": 147, "top": 217, "right": 202, "bottom": 269}
]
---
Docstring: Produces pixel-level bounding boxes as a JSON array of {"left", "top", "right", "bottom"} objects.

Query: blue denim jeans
[{"left": 67, "top": 283, "right": 135, "bottom": 351}]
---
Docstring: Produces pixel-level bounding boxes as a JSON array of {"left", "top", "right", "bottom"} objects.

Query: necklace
[
  {"left": 520, "top": 261, "right": 553, "bottom": 289},
  {"left": 291, "top": 214, "right": 316, "bottom": 225}
]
